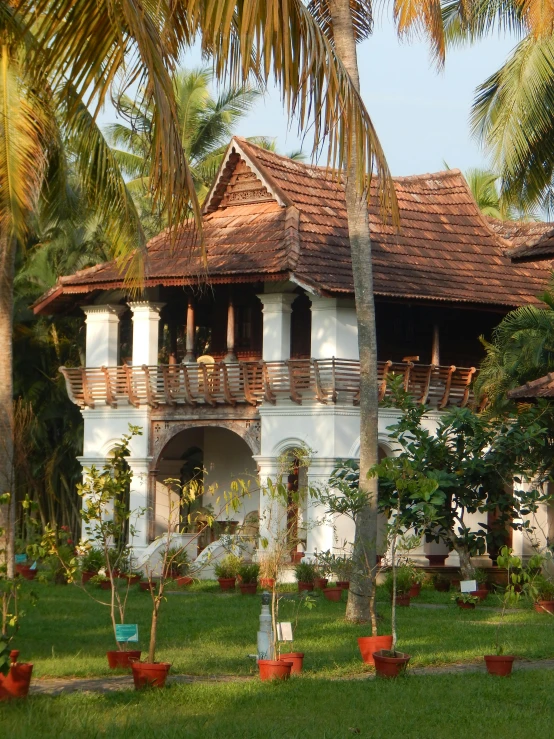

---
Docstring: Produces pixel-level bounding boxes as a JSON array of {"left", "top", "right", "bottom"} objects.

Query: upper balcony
[{"left": 59, "top": 359, "right": 478, "bottom": 411}]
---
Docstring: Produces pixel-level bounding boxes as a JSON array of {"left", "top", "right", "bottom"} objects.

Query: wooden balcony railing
[{"left": 59, "top": 359, "right": 478, "bottom": 410}]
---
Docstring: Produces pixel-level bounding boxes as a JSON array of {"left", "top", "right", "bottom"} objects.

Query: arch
[
  {"left": 151, "top": 419, "right": 260, "bottom": 468},
  {"left": 271, "top": 436, "right": 311, "bottom": 458},
  {"left": 348, "top": 434, "right": 396, "bottom": 459},
  {"left": 98, "top": 438, "right": 127, "bottom": 458}
]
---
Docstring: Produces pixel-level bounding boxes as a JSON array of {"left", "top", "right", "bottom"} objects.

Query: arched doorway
[{"left": 153, "top": 426, "right": 259, "bottom": 549}]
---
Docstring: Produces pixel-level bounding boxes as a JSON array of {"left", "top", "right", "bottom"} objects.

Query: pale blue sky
[{"left": 99, "top": 20, "right": 519, "bottom": 177}]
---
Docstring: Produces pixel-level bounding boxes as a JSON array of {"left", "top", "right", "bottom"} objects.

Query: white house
[{"left": 34, "top": 138, "right": 554, "bottom": 569}]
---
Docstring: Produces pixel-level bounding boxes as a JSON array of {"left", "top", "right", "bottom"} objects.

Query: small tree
[
  {"left": 40, "top": 426, "right": 144, "bottom": 652},
  {"left": 493, "top": 547, "right": 530, "bottom": 655}
]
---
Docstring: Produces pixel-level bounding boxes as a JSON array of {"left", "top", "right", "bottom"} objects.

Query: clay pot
[
  {"left": 239, "top": 583, "right": 257, "bottom": 595},
  {"left": 357, "top": 636, "right": 393, "bottom": 665},
  {"left": 313, "top": 577, "right": 328, "bottom": 590},
  {"left": 395, "top": 594, "right": 411, "bottom": 607},
  {"left": 336, "top": 581, "right": 350, "bottom": 589},
  {"left": 140, "top": 581, "right": 155, "bottom": 592},
  {"left": 484, "top": 655, "right": 515, "bottom": 677},
  {"left": 107, "top": 650, "right": 142, "bottom": 669},
  {"left": 426, "top": 555, "right": 448, "bottom": 566},
  {"left": 15, "top": 565, "right": 36, "bottom": 581},
  {"left": 471, "top": 589, "right": 488, "bottom": 601},
  {"left": 451, "top": 579, "right": 461, "bottom": 587},
  {"left": 478, "top": 582, "right": 489, "bottom": 591},
  {"left": 457, "top": 599, "right": 476, "bottom": 610},
  {"left": 131, "top": 661, "right": 171, "bottom": 689},
  {"left": 218, "top": 577, "right": 236, "bottom": 591},
  {"left": 297, "top": 581, "right": 313, "bottom": 592},
  {"left": 323, "top": 587, "right": 343, "bottom": 602},
  {"left": 0, "top": 662, "right": 33, "bottom": 700},
  {"left": 534, "top": 600, "right": 554, "bottom": 614},
  {"left": 9, "top": 650, "right": 19, "bottom": 664},
  {"left": 81, "top": 571, "right": 97, "bottom": 584},
  {"left": 259, "top": 578, "right": 275, "bottom": 589},
  {"left": 257, "top": 659, "right": 293, "bottom": 681},
  {"left": 434, "top": 581, "right": 451, "bottom": 593},
  {"left": 176, "top": 576, "right": 193, "bottom": 587},
  {"left": 279, "top": 652, "right": 304, "bottom": 674},
  {"left": 373, "top": 650, "right": 410, "bottom": 678},
  {"left": 409, "top": 583, "right": 421, "bottom": 598},
  {"left": 99, "top": 580, "right": 112, "bottom": 590}
]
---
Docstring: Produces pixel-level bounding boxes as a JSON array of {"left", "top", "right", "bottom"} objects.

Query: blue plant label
[
  {"left": 15, "top": 555, "right": 27, "bottom": 564},
  {"left": 115, "top": 624, "right": 139, "bottom": 643}
]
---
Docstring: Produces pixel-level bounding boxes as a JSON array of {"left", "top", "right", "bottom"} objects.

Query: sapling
[{"left": 493, "top": 547, "right": 529, "bottom": 654}]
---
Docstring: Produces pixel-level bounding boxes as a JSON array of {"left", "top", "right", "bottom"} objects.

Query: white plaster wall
[
  {"left": 81, "top": 407, "right": 151, "bottom": 460},
  {"left": 310, "top": 298, "right": 358, "bottom": 359}
]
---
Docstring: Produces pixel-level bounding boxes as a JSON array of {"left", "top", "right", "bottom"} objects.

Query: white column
[
  {"left": 304, "top": 458, "right": 337, "bottom": 559},
  {"left": 255, "top": 456, "right": 283, "bottom": 548},
  {"left": 82, "top": 305, "right": 125, "bottom": 367},
  {"left": 77, "top": 456, "right": 107, "bottom": 542},
  {"left": 129, "top": 302, "right": 164, "bottom": 366},
  {"left": 309, "top": 296, "right": 358, "bottom": 359},
  {"left": 127, "top": 457, "right": 152, "bottom": 552},
  {"left": 256, "top": 294, "right": 295, "bottom": 361}
]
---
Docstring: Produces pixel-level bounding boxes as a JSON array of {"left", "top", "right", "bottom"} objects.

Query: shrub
[
  {"left": 166, "top": 547, "right": 190, "bottom": 576},
  {"left": 214, "top": 554, "right": 241, "bottom": 579},
  {"left": 384, "top": 566, "right": 413, "bottom": 595},
  {"left": 529, "top": 575, "right": 554, "bottom": 601},
  {"left": 294, "top": 562, "right": 316, "bottom": 583},
  {"left": 80, "top": 548, "right": 104, "bottom": 573},
  {"left": 238, "top": 563, "right": 260, "bottom": 584}
]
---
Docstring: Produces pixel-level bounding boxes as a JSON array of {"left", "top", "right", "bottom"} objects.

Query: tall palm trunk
[
  {"left": 329, "top": 0, "right": 379, "bottom": 627},
  {"left": 0, "top": 238, "right": 16, "bottom": 578}
]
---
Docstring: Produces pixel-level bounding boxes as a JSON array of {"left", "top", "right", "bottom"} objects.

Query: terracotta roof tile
[{"left": 34, "top": 138, "right": 553, "bottom": 314}]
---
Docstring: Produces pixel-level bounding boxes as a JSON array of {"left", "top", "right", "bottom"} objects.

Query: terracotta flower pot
[
  {"left": 471, "top": 589, "right": 488, "bottom": 601},
  {"left": 357, "top": 636, "right": 393, "bottom": 665},
  {"left": 81, "top": 571, "right": 97, "bottom": 584},
  {"left": 313, "top": 577, "right": 328, "bottom": 590},
  {"left": 394, "top": 594, "right": 411, "bottom": 607},
  {"left": 107, "top": 650, "right": 142, "bottom": 669},
  {"left": 257, "top": 659, "right": 293, "bottom": 681},
  {"left": 218, "top": 577, "right": 236, "bottom": 591},
  {"left": 0, "top": 663, "right": 33, "bottom": 700},
  {"left": 323, "top": 587, "right": 343, "bottom": 602},
  {"left": 409, "top": 583, "right": 421, "bottom": 598},
  {"left": 176, "top": 576, "right": 193, "bottom": 587},
  {"left": 260, "top": 578, "right": 275, "bottom": 589},
  {"left": 99, "top": 580, "right": 112, "bottom": 590},
  {"left": 484, "top": 655, "right": 515, "bottom": 677},
  {"left": 478, "top": 582, "right": 489, "bottom": 591},
  {"left": 336, "top": 581, "right": 350, "bottom": 589},
  {"left": 15, "top": 565, "right": 36, "bottom": 581},
  {"left": 373, "top": 650, "right": 410, "bottom": 678},
  {"left": 120, "top": 574, "right": 141, "bottom": 585},
  {"left": 534, "top": 600, "right": 554, "bottom": 614},
  {"left": 279, "top": 652, "right": 304, "bottom": 674},
  {"left": 297, "top": 581, "right": 313, "bottom": 592},
  {"left": 140, "top": 581, "right": 155, "bottom": 592},
  {"left": 239, "top": 582, "right": 257, "bottom": 595},
  {"left": 457, "top": 599, "right": 476, "bottom": 610},
  {"left": 434, "top": 581, "right": 451, "bottom": 593},
  {"left": 9, "top": 650, "right": 19, "bottom": 664},
  {"left": 131, "top": 661, "right": 171, "bottom": 689}
]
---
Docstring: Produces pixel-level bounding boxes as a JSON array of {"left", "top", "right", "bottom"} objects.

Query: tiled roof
[
  {"left": 508, "top": 373, "right": 554, "bottom": 399},
  {"left": 34, "top": 138, "right": 553, "bottom": 314},
  {"left": 485, "top": 217, "right": 552, "bottom": 250},
  {"left": 505, "top": 226, "right": 554, "bottom": 262}
]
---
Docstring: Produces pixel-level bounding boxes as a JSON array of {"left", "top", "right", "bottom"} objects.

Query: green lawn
[
  {"left": 11, "top": 580, "right": 554, "bottom": 679},
  {"left": 1, "top": 672, "right": 554, "bottom": 739}
]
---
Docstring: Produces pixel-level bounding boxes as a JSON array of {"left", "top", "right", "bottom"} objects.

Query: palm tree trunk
[
  {"left": 329, "top": 0, "right": 380, "bottom": 626},
  {"left": 0, "top": 237, "right": 16, "bottom": 578}
]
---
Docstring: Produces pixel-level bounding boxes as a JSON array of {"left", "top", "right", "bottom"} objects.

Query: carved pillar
[
  {"left": 127, "top": 457, "right": 153, "bottom": 552},
  {"left": 224, "top": 298, "right": 237, "bottom": 362},
  {"left": 184, "top": 299, "right": 195, "bottom": 363},
  {"left": 256, "top": 293, "right": 295, "bottom": 361},
  {"left": 82, "top": 305, "right": 126, "bottom": 367}
]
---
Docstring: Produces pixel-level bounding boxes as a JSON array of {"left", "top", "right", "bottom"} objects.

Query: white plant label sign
[
  {"left": 460, "top": 580, "right": 477, "bottom": 593},
  {"left": 277, "top": 622, "right": 293, "bottom": 641}
]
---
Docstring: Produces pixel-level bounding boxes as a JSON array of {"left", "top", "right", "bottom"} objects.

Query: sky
[{"left": 98, "top": 20, "right": 519, "bottom": 178}]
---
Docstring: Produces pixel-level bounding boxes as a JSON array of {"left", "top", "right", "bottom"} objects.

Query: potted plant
[
  {"left": 384, "top": 566, "right": 412, "bottom": 607},
  {"left": 313, "top": 554, "right": 330, "bottom": 589},
  {"left": 214, "top": 554, "right": 241, "bottom": 590},
  {"left": 40, "top": 427, "right": 145, "bottom": 670},
  {"left": 134, "top": 475, "right": 250, "bottom": 688},
  {"left": 454, "top": 592, "right": 480, "bottom": 610},
  {"left": 407, "top": 564, "right": 425, "bottom": 598},
  {"left": 80, "top": 547, "right": 104, "bottom": 584},
  {"left": 0, "top": 573, "right": 35, "bottom": 700},
  {"left": 294, "top": 561, "right": 316, "bottom": 592},
  {"left": 432, "top": 573, "right": 451, "bottom": 592},
  {"left": 258, "top": 552, "right": 278, "bottom": 589},
  {"left": 237, "top": 563, "right": 259, "bottom": 594},
  {"left": 166, "top": 547, "right": 192, "bottom": 586},
  {"left": 528, "top": 575, "right": 554, "bottom": 614},
  {"left": 484, "top": 547, "right": 528, "bottom": 676}
]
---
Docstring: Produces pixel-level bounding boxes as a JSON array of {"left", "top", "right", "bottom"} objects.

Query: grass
[
  {"left": 12, "top": 581, "right": 554, "bottom": 679},
  {"left": 1, "top": 672, "right": 554, "bottom": 738}
]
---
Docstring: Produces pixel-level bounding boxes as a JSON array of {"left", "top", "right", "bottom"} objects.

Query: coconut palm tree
[{"left": 1, "top": 0, "right": 397, "bottom": 576}]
